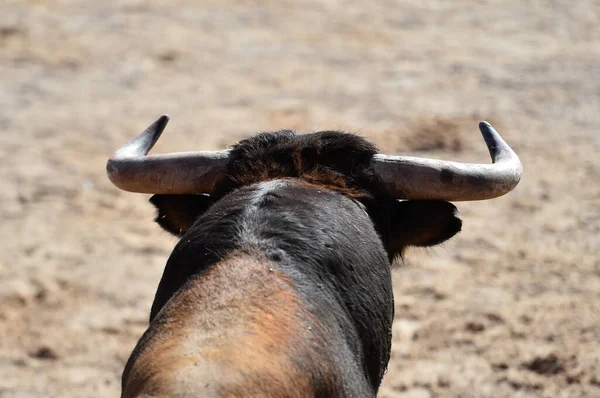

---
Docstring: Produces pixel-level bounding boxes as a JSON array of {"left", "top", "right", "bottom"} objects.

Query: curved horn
[
  {"left": 372, "top": 122, "right": 522, "bottom": 201},
  {"left": 106, "top": 115, "right": 230, "bottom": 194}
]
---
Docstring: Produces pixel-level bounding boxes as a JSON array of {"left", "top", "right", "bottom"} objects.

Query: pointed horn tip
[
  {"left": 141, "top": 114, "right": 171, "bottom": 147},
  {"left": 478, "top": 121, "right": 495, "bottom": 133},
  {"left": 478, "top": 120, "right": 504, "bottom": 152},
  {"left": 152, "top": 114, "right": 170, "bottom": 130}
]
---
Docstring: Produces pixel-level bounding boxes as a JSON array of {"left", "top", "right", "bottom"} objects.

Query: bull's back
[{"left": 122, "top": 254, "right": 373, "bottom": 398}]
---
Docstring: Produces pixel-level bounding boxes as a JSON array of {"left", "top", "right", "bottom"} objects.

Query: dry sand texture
[{"left": 1, "top": 1, "right": 599, "bottom": 397}]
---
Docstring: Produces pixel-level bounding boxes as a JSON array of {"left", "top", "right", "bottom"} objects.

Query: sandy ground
[{"left": 1, "top": 1, "right": 598, "bottom": 397}]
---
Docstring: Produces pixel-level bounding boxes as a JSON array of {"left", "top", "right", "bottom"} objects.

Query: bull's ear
[
  {"left": 149, "top": 194, "right": 214, "bottom": 237},
  {"left": 388, "top": 200, "right": 462, "bottom": 257}
]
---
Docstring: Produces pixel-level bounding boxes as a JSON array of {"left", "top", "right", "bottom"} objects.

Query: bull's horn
[
  {"left": 372, "top": 122, "right": 522, "bottom": 201},
  {"left": 106, "top": 115, "right": 230, "bottom": 194}
]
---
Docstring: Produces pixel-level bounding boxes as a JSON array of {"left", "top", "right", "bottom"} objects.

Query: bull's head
[{"left": 106, "top": 115, "right": 521, "bottom": 257}]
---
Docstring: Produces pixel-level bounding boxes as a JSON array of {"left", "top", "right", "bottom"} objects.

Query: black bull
[{"left": 120, "top": 130, "right": 467, "bottom": 397}]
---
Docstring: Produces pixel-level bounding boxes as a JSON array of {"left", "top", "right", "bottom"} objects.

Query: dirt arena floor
[{"left": 1, "top": 1, "right": 598, "bottom": 397}]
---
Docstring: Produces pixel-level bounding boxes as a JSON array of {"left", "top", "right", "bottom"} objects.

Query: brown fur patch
[{"left": 123, "top": 253, "right": 337, "bottom": 397}]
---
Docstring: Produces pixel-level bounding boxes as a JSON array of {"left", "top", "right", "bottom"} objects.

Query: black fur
[{"left": 148, "top": 130, "right": 462, "bottom": 394}]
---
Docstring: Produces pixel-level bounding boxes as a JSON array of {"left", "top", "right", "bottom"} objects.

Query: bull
[{"left": 107, "top": 115, "right": 521, "bottom": 397}]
